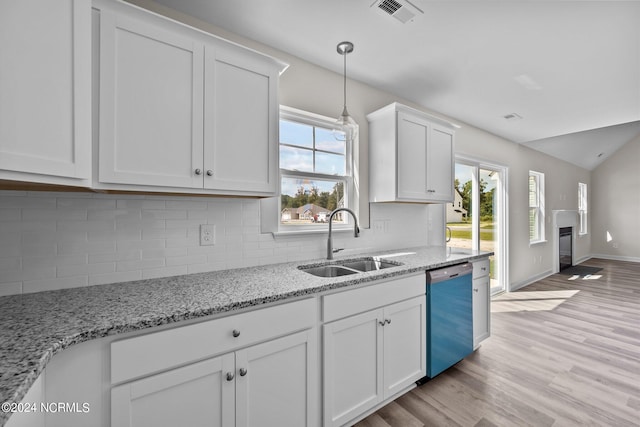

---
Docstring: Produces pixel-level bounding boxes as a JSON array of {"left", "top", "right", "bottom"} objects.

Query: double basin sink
[{"left": 299, "top": 257, "right": 402, "bottom": 277}]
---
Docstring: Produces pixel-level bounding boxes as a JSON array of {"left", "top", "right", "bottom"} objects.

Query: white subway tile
[
  {"left": 142, "top": 209, "right": 187, "bottom": 220},
  {"left": 187, "top": 261, "right": 226, "bottom": 274},
  {"left": 57, "top": 219, "right": 115, "bottom": 232},
  {"left": 166, "top": 200, "right": 207, "bottom": 210},
  {"left": 116, "top": 199, "right": 165, "bottom": 209},
  {"left": 21, "top": 243, "right": 57, "bottom": 257},
  {"left": 115, "top": 219, "right": 165, "bottom": 232},
  {"left": 166, "top": 254, "right": 207, "bottom": 266},
  {"left": 1, "top": 266, "right": 55, "bottom": 283},
  {"left": 143, "top": 265, "right": 188, "bottom": 279},
  {"left": 0, "top": 257, "right": 21, "bottom": 271},
  {"left": 143, "top": 228, "right": 187, "bottom": 239},
  {"left": 58, "top": 241, "right": 115, "bottom": 255},
  {"left": 57, "top": 197, "right": 116, "bottom": 210},
  {"left": 88, "top": 209, "right": 141, "bottom": 221},
  {"left": 0, "top": 208, "right": 20, "bottom": 221},
  {"left": 23, "top": 276, "right": 88, "bottom": 293},
  {"left": 57, "top": 262, "right": 115, "bottom": 278},
  {"left": 89, "top": 271, "right": 142, "bottom": 286},
  {"left": 89, "top": 251, "right": 141, "bottom": 264},
  {"left": 23, "top": 209, "right": 87, "bottom": 221},
  {"left": 165, "top": 219, "right": 202, "bottom": 229},
  {"left": 116, "top": 240, "right": 165, "bottom": 252},
  {"left": 0, "top": 282, "right": 22, "bottom": 296},
  {"left": 0, "top": 220, "right": 56, "bottom": 233},
  {"left": 0, "top": 195, "right": 56, "bottom": 209},
  {"left": 22, "top": 255, "right": 87, "bottom": 269},
  {"left": 142, "top": 247, "right": 187, "bottom": 259},
  {"left": 88, "top": 230, "right": 142, "bottom": 242},
  {"left": 166, "top": 236, "right": 199, "bottom": 248},
  {"left": 117, "top": 258, "right": 165, "bottom": 272}
]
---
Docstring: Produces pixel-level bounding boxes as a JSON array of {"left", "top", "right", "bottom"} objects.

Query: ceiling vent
[{"left": 371, "top": 0, "right": 424, "bottom": 24}]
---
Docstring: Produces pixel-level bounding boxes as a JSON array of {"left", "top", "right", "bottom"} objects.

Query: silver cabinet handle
[
  {"left": 195, "top": 169, "right": 202, "bottom": 175},
  {"left": 385, "top": 319, "right": 391, "bottom": 325},
  {"left": 232, "top": 329, "right": 240, "bottom": 338},
  {"left": 206, "top": 170, "right": 213, "bottom": 176},
  {"left": 226, "top": 372, "right": 235, "bottom": 381},
  {"left": 239, "top": 368, "right": 247, "bottom": 377},
  {"left": 474, "top": 288, "right": 479, "bottom": 293},
  {"left": 378, "top": 320, "right": 385, "bottom": 326}
]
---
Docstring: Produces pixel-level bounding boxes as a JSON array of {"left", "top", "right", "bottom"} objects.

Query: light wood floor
[{"left": 355, "top": 258, "right": 640, "bottom": 427}]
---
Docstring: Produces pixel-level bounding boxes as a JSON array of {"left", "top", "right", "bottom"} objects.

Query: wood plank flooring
[{"left": 355, "top": 258, "right": 640, "bottom": 427}]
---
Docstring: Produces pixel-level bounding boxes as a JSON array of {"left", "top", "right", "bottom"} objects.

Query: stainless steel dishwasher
[{"left": 426, "top": 262, "right": 474, "bottom": 378}]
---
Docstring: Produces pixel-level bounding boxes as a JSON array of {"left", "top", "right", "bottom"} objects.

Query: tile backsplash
[{"left": 0, "top": 191, "right": 433, "bottom": 296}]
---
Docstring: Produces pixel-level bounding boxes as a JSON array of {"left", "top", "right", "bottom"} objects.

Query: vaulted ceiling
[{"left": 155, "top": 0, "right": 640, "bottom": 170}]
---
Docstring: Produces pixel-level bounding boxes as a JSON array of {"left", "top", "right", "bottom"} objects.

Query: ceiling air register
[{"left": 371, "top": 0, "right": 424, "bottom": 24}]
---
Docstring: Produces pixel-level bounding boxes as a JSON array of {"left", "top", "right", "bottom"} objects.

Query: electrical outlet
[
  {"left": 373, "top": 220, "right": 385, "bottom": 233},
  {"left": 200, "top": 224, "right": 216, "bottom": 246}
]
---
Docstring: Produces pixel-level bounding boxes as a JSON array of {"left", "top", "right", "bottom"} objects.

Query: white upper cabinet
[
  {"left": 368, "top": 103, "right": 455, "bottom": 203},
  {"left": 94, "top": 0, "right": 285, "bottom": 196},
  {"left": 0, "top": 0, "right": 91, "bottom": 186}
]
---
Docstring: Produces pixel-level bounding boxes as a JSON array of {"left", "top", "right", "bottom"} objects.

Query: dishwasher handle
[{"left": 427, "top": 263, "right": 473, "bottom": 284}]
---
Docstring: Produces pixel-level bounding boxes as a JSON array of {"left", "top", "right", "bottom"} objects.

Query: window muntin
[
  {"left": 578, "top": 182, "right": 588, "bottom": 235},
  {"left": 279, "top": 108, "right": 354, "bottom": 228},
  {"left": 529, "top": 171, "right": 545, "bottom": 243}
]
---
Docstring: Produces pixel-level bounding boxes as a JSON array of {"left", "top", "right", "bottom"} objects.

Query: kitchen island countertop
[{"left": 0, "top": 245, "right": 491, "bottom": 426}]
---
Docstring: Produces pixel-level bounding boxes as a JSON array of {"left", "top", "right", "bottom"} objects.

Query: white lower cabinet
[
  {"left": 111, "top": 329, "right": 316, "bottom": 427},
  {"left": 472, "top": 258, "right": 491, "bottom": 348},
  {"left": 322, "top": 275, "right": 425, "bottom": 427}
]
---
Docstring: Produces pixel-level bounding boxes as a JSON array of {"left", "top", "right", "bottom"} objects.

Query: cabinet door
[
  {"left": 323, "top": 309, "right": 383, "bottom": 427},
  {"left": 427, "top": 124, "right": 454, "bottom": 202},
  {"left": 98, "top": 9, "right": 204, "bottom": 188},
  {"left": 111, "top": 354, "right": 234, "bottom": 427},
  {"left": 396, "top": 111, "right": 429, "bottom": 201},
  {"left": 383, "top": 296, "right": 426, "bottom": 398},
  {"left": 473, "top": 275, "right": 491, "bottom": 348},
  {"left": 204, "top": 45, "right": 278, "bottom": 194},
  {"left": 236, "top": 329, "right": 318, "bottom": 427},
  {"left": 0, "top": 0, "right": 90, "bottom": 181}
]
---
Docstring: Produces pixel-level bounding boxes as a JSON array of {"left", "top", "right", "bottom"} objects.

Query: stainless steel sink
[{"left": 298, "top": 257, "right": 402, "bottom": 277}]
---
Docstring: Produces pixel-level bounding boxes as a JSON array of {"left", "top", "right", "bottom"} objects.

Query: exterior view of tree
[{"left": 455, "top": 179, "right": 494, "bottom": 222}]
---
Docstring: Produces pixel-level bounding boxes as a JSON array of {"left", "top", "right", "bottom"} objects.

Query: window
[
  {"left": 528, "top": 171, "right": 545, "bottom": 243},
  {"left": 578, "top": 182, "right": 588, "bottom": 235},
  {"left": 279, "top": 106, "right": 355, "bottom": 229}
]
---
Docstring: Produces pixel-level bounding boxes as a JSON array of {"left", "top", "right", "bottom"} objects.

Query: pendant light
[{"left": 335, "top": 41, "right": 358, "bottom": 141}]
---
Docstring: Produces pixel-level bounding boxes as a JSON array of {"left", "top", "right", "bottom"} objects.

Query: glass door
[{"left": 447, "top": 159, "right": 507, "bottom": 294}]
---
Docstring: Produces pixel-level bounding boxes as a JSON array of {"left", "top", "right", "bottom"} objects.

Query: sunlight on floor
[
  {"left": 567, "top": 274, "right": 602, "bottom": 281},
  {"left": 491, "top": 290, "right": 580, "bottom": 313}
]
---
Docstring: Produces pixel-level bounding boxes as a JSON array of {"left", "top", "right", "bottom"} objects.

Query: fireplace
[
  {"left": 552, "top": 210, "right": 578, "bottom": 273},
  {"left": 559, "top": 227, "right": 572, "bottom": 270}
]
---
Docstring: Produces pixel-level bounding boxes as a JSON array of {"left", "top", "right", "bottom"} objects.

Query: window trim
[
  {"left": 528, "top": 170, "right": 545, "bottom": 244},
  {"left": 276, "top": 106, "right": 358, "bottom": 233},
  {"left": 578, "top": 182, "right": 588, "bottom": 236}
]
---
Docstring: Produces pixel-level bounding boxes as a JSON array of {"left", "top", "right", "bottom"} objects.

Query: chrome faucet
[{"left": 327, "top": 208, "right": 359, "bottom": 260}]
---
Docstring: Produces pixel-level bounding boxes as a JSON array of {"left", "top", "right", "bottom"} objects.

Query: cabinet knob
[
  {"left": 239, "top": 368, "right": 248, "bottom": 377},
  {"left": 474, "top": 288, "right": 479, "bottom": 293},
  {"left": 481, "top": 267, "right": 487, "bottom": 271},
  {"left": 226, "top": 372, "right": 235, "bottom": 381},
  {"left": 195, "top": 168, "right": 202, "bottom": 175},
  {"left": 206, "top": 170, "right": 213, "bottom": 176},
  {"left": 232, "top": 329, "right": 241, "bottom": 338}
]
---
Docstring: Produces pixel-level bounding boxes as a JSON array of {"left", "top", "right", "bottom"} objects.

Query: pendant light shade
[{"left": 335, "top": 41, "right": 358, "bottom": 141}]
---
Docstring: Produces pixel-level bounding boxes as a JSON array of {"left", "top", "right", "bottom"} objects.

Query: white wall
[{"left": 591, "top": 136, "right": 640, "bottom": 261}]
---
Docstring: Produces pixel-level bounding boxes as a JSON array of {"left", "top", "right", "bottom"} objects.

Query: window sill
[
  {"left": 529, "top": 239, "right": 547, "bottom": 246},
  {"left": 271, "top": 226, "right": 356, "bottom": 238}
]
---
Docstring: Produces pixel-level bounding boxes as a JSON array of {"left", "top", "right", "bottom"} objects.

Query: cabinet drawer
[
  {"left": 323, "top": 274, "right": 424, "bottom": 323},
  {"left": 473, "top": 259, "right": 490, "bottom": 279},
  {"left": 111, "top": 298, "right": 316, "bottom": 384}
]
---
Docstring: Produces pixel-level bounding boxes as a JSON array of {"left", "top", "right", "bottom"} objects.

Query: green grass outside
[{"left": 450, "top": 229, "right": 494, "bottom": 241}]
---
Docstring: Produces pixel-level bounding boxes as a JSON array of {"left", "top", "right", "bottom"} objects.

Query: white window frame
[
  {"left": 276, "top": 106, "right": 357, "bottom": 233},
  {"left": 578, "top": 182, "right": 588, "bottom": 235},
  {"left": 528, "top": 170, "right": 545, "bottom": 244}
]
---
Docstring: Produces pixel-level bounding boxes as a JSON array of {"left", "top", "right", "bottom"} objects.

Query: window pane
[
  {"left": 315, "top": 152, "right": 345, "bottom": 175},
  {"left": 280, "top": 145, "right": 313, "bottom": 172},
  {"left": 280, "top": 120, "right": 313, "bottom": 148},
  {"left": 528, "top": 176, "right": 538, "bottom": 207},
  {"left": 280, "top": 176, "right": 347, "bottom": 225},
  {"left": 529, "top": 208, "right": 538, "bottom": 240},
  {"left": 315, "top": 128, "right": 345, "bottom": 154}
]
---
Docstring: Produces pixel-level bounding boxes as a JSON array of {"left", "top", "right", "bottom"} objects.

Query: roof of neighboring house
[{"left": 297, "top": 204, "right": 331, "bottom": 215}]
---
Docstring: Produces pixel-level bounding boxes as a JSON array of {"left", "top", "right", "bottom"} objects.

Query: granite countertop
[{"left": 0, "top": 245, "right": 490, "bottom": 426}]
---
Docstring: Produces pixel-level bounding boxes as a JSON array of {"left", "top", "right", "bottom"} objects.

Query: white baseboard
[
  {"left": 590, "top": 253, "right": 640, "bottom": 263},
  {"left": 509, "top": 269, "right": 553, "bottom": 292}
]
